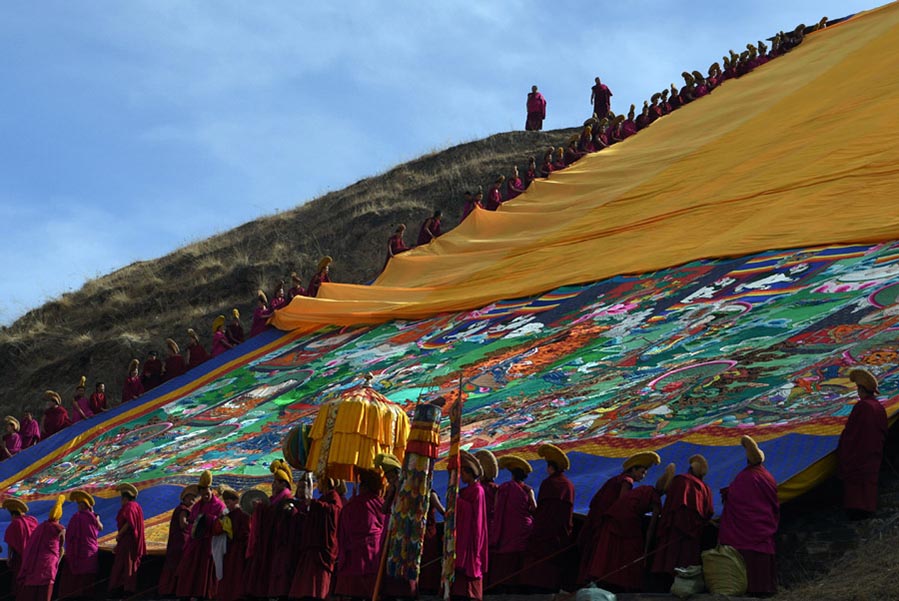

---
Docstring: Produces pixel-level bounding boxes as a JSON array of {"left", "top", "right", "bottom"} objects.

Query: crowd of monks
[{"left": 1, "top": 367, "right": 888, "bottom": 600}]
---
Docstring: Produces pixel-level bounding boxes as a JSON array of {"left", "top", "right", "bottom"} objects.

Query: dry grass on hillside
[{"left": 0, "top": 128, "right": 577, "bottom": 417}]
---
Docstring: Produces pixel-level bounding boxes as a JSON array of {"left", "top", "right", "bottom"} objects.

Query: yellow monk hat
[
  {"left": 374, "top": 453, "right": 402, "bottom": 473},
  {"left": 187, "top": 328, "right": 200, "bottom": 343},
  {"left": 45, "top": 390, "right": 63, "bottom": 405},
  {"left": 459, "top": 450, "right": 483, "bottom": 479},
  {"left": 198, "top": 470, "right": 213, "bottom": 488},
  {"left": 68, "top": 490, "right": 95, "bottom": 508},
  {"left": 623, "top": 451, "right": 661, "bottom": 471},
  {"left": 116, "top": 482, "right": 139, "bottom": 498},
  {"left": 474, "top": 450, "right": 498, "bottom": 480},
  {"left": 689, "top": 454, "right": 709, "bottom": 478},
  {"left": 270, "top": 459, "right": 293, "bottom": 485},
  {"left": 231, "top": 308, "right": 240, "bottom": 319},
  {"left": 849, "top": 368, "right": 879, "bottom": 394},
  {"left": 537, "top": 443, "right": 570, "bottom": 472},
  {"left": 317, "top": 256, "right": 333, "bottom": 272},
  {"left": 166, "top": 338, "right": 180, "bottom": 355},
  {"left": 181, "top": 484, "right": 199, "bottom": 501},
  {"left": 741, "top": 435, "right": 765, "bottom": 466},
  {"left": 498, "top": 454, "right": 532, "bottom": 475},
  {"left": 218, "top": 486, "right": 239, "bottom": 501},
  {"left": 4, "top": 416, "right": 20, "bottom": 432},
  {"left": 655, "top": 463, "right": 677, "bottom": 493},
  {"left": 2, "top": 498, "right": 29, "bottom": 514},
  {"left": 212, "top": 315, "right": 225, "bottom": 333},
  {"left": 49, "top": 495, "right": 65, "bottom": 521}
]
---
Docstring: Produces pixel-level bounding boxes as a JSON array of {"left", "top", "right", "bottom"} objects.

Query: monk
[
  {"left": 552, "top": 147, "right": 567, "bottom": 171},
  {"left": 476, "top": 450, "right": 499, "bottom": 533},
  {"left": 520, "top": 444, "right": 575, "bottom": 591},
  {"left": 334, "top": 468, "right": 385, "bottom": 598},
  {"left": 837, "top": 368, "right": 888, "bottom": 519},
  {"left": 214, "top": 487, "right": 250, "bottom": 601},
  {"left": 591, "top": 77, "right": 613, "bottom": 119},
  {"left": 20, "top": 410, "right": 41, "bottom": 448},
  {"left": 418, "top": 489, "right": 447, "bottom": 595},
  {"left": 650, "top": 455, "right": 714, "bottom": 586},
  {"left": 41, "top": 391, "right": 71, "bottom": 437},
  {"left": 667, "top": 84, "right": 682, "bottom": 111},
  {"left": 524, "top": 157, "right": 538, "bottom": 187},
  {"left": 1, "top": 415, "right": 22, "bottom": 459},
  {"left": 163, "top": 338, "right": 186, "bottom": 382},
  {"left": 578, "top": 451, "right": 661, "bottom": 584},
  {"left": 484, "top": 177, "right": 504, "bottom": 211},
  {"left": 3, "top": 498, "right": 39, "bottom": 597},
  {"left": 70, "top": 376, "right": 94, "bottom": 422},
  {"left": 564, "top": 139, "right": 586, "bottom": 166},
  {"left": 177, "top": 470, "right": 226, "bottom": 600},
  {"left": 385, "top": 224, "right": 410, "bottom": 267},
  {"left": 108, "top": 482, "right": 147, "bottom": 595},
  {"left": 489, "top": 455, "right": 536, "bottom": 591},
  {"left": 505, "top": 167, "right": 526, "bottom": 201},
  {"left": 226, "top": 309, "right": 244, "bottom": 345},
  {"left": 718, "top": 435, "right": 779, "bottom": 596},
  {"left": 250, "top": 291, "right": 272, "bottom": 336},
  {"left": 461, "top": 191, "right": 478, "bottom": 220},
  {"left": 306, "top": 256, "right": 332, "bottom": 298},
  {"left": 58, "top": 490, "right": 103, "bottom": 599},
  {"left": 158, "top": 485, "right": 198, "bottom": 596},
  {"left": 451, "top": 450, "right": 490, "bottom": 600},
  {"left": 121, "top": 359, "right": 145, "bottom": 403},
  {"left": 417, "top": 210, "right": 443, "bottom": 245},
  {"left": 586, "top": 464, "right": 675, "bottom": 592},
  {"left": 89, "top": 382, "right": 108, "bottom": 414},
  {"left": 186, "top": 328, "right": 209, "bottom": 369},
  {"left": 539, "top": 151, "right": 555, "bottom": 179},
  {"left": 210, "top": 315, "right": 233, "bottom": 357},
  {"left": 269, "top": 281, "right": 288, "bottom": 311},
  {"left": 290, "top": 475, "right": 343, "bottom": 600},
  {"left": 141, "top": 350, "right": 163, "bottom": 390},
  {"left": 17, "top": 495, "right": 66, "bottom": 601},
  {"left": 525, "top": 85, "right": 547, "bottom": 131}
]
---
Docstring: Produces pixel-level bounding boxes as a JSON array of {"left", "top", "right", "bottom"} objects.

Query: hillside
[{"left": 0, "top": 128, "right": 575, "bottom": 416}]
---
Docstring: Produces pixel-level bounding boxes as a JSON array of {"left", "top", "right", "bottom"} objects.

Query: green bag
[
  {"left": 701, "top": 545, "right": 747, "bottom": 596},
  {"left": 670, "top": 564, "right": 705, "bottom": 599}
]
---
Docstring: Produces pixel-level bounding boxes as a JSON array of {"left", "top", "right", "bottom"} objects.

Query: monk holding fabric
[
  {"left": 215, "top": 486, "right": 250, "bottom": 601},
  {"left": 163, "top": 338, "right": 186, "bottom": 382},
  {"left": 70, "top": 376, "right": 94, "bottom": 423},
  {"left": 837, "top": 368, "right": 888, "bottom": 519},
  {"left": 19, "top": 410, "right": 41, "bottom": 448},
  {"left": 334, "top": 468, "right": 385, "bottom": 598},
  {"left": 651, "top": 455, "right": 714, "bottom": 586},
  {"left": 505, "top": 168, "right": 526, "bottom": 201},
  {"left": 226, "top": 309, "right": 244, "bottom": 345},
  {"left": 385, "top": 225, "right": 410, "bottom": 269},
  {"left": 525, "top": 85, "right": 547, "bottom": 131},
  {"left": 453, "top": 450, "right": 489, "bottom": 601},
  {"left": 109, "top": 482, "right": 147, "bottom": 595},
  {"left": 578, "top": 451, "right": 660, "bottom": 584},
  {"left": 250, "top": 291, "right": 272, "bottom": 336},
  {"left": 586, "top": 464, "right": 675, "bottom": 592},
  {"left": 484, "top": 177, "right": 505, "bottom": 211},
  {"left": 287, "top": 272, "right": 306, "bottom": 300},
  {"left": 1, "top": 415, "right": 22, "bottom": 459},
  {"left": 89, "top": 382, "right": 108, "bottom": 414},
  {"left": 211, "top": 315, "right": 233, "bottom": 357},
  {"left": 58, "top": 490, "right": 103, "bottom": 599},
  {"left": 3, "top": 498, "right": 38, "bottom": 597},
  {"left": 306, "top": 256, "right": 332, "bottom": 298},
  {"left": 41, "top": 391, "right": 71, "bottom": 437},
  {"left": 290, "top": 475, "right": 343, "bottom": 600},
  {"left": 177, "top": 470, "right": 226, "bottom": 600},
  {"left": 158, "top": 484, "right": 198, "bottom": 596},
  {"left": 186, "top": 328, "right": 209, "bottom": 369},
  {"left": 489, "top": 455, "right": 536, "bottom": 590},
  {"left": 521, "top": 444, "right": 575, "bottom": 592},
  {"left": 718, "top": 436, "right": 779, "bottom": 596},
  {"left": 122, "top": 359, "right": 145, "bottom": 403},
  {"left": 417, "top": 210, "right": 443, "bottom": 245},
  {"left": 18, "top": 495, "right": 66, "bottom": 601},
  {"left": 141, "top": 350, "right": 163, "bottom": 390}
]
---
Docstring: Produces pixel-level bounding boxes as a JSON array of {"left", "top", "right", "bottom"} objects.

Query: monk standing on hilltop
[
  {"left": 525, "top": 85, "right": 547, "bottom": 131},
  {"left": 837, "top": 368, "right": 888, "bottom": 519},
  {"left": 591, "top": 77, "right": 613, "bottom": 119}
]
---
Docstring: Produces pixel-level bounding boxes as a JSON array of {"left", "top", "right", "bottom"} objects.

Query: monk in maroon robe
[
  {"left": 58, "top": 490, "right": 103, "bottom": 599},
  {"left": 211, "top": 322, "right": 232, "bottom": 357},
  {"left": 591, "top": 77, "right": 613, "bottom": 120},
  {"left": 384, "top": 224, "right": 410, "bottom": 269},
  {"left": 525, "top": 85, "right": 547, "bottom": 131},
  {"left": 564, "top": 140, "right": 586, "bottom": 166},
  {"left": 578, "top": 451, "right": 660, "bottom": 584},
  {"left": 453, "top": 450, "right": 489, "bottom": 600},
  {"left": 214, "top": 487, "right": 250, "bottom": 601},
  {"left": 306, "top": 256, "right": 332, "bottom": 298},
  {"left": 417, "top": 210, "right": 443, "bottom": 245},
  {"left": 837, "top": 369, "right": 888, "bottom": 518},
  {"left": 41, "top": 391, "right": 71, "bottom": 438},
  {"left": 667, "top": 85, "right": 683, "bottom": 111},
  {"left": 20, "top": 411, "right": 41, "bottom": 448},
  {"left": 70, "top": 380, "right": 94, "bottom": 423},
  {"left": 290, "top": 477, "right": 342, "bottom": 600},
  {"left": 158, "top": 485, "right": 197, "bottom": 596},
  {"left": 483, "top": 177, "right": 505, "bottom": 211},
  {"left": 475, "top": 450, "right": 499, "bottom": 534},
  {"left": 89, "top": 382, "right": 108, "bottom": 414},
  {"left": 489, "top": 455, "right": 535, "bottom": 590},
  {"left": 335, "top": 469, "right": 385, "bottom": 598},
  {"left": 226, "top": 309, "right": 244, "bottom": 345},
  {"left": 17, "top": 496, "right": 65, "bottom": 601},
  {"left": 3, "top": 498, "right": 39, "bottom": 597},
  {"left": 186, "top": 329, "right": 209, "bottom": 369},
  {"left": 718, "top": 436, "right": 779, "bottom": 595},
  {"left": 651, "top": 456, "right": 714, "bottom": 584},
  {"left": 505, "top": 168, "right": 526, "bottom": 201},
  {"left": 520, "top": 444, "right": 575, "bottom": 591},
  {"left": 108, "top": 483, "right": 146, "bottom": 595},
  {"left": 418, "top": 490, "right": 446, "bottom": 594},
  {"left": 250, "top": 291, "right": 272, "bottom": 336},
  {"left": 540, "top": 152, "right": 555, "bottom": 179},
  {"left": 286, "top": 272, "right": 305, "bottom": 300},
  {"left": 141, "top": 351, "right": 163, "bottom": 390},
  {"left": 586, "top": 465, "right": 675, "bottom": 592},
  {"left": 122, "top": 359, "right": 145, "bottom": 403},
  {"left": 524, "top": 158, "right": 537, "bottom": 187},
  {"left": 1, "top": 416, "right": 22, "bottom": 459},
  {"left": 270, "top": 281, "right": 288, "bottom": 311},
  {"left": 177, "top": 471, "right": 226, "bottom": 599},
  {"left": 163, "top": 338, "right": 186, "bottom": 382}
]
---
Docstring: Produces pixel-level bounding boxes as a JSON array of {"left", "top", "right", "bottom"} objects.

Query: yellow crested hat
[
  {"left": 849, "top": 368, "right": 878, "bottom": 394},
  {"left": 741, "top": 435, "right": 765, "bottom": 465},
  {"left": 68, "top": 489, "right": 95, "bottom": 508},
  {"left": 181, "top": 484, "right": 199, "bottom": 501},
  {"left": 4, "top": 416, "right": 20, "bottom": 432},
  {"left": 689, "top": 454, "right": 709, "bottom": 478},
  {"left": 231, "top": 308, "right": 240, "bottom": 319},
  {"left": 655, "top": 463, "right": 677, "bottom": 493},
  {"left": 166, "top": 338, "right": 180, "bottom": 355},
  {"left": 128, "top": 358, "right": 140, "bottom": 373},
  {"left": 116, "top": 482, "right": 139, "bottom": 498},
  {"left": 212, "top": 315, "right": 225, "bottom": 333},
  {"left": 2, "top": 498, "right": 29, "bottom": 514},
  {"left": 374, "top": 452, "right": 402, "bottom": 473},
  {"left": 474, "top": 449, "right": 498, "bottom": 480},
  {"left": 498, "top": 454, "right": 532, "bottom": 475},
  {"left": 49, "top": 495, "right": 65, "bottom": 521},
  {"left": 538, "top": 443, "right": 570, "bottom": 472},
  {"left": 460, "top": 450, "right": 483, "bottom": 479},
  {"left": 45, "top": 390, "right": 63, "bottom": 405},
  {"left": 270, "top": 459, "right": 293, "bottom": 485},
  {"left": 198, "top": 470, "right": 213, "bottom": 488},
  {"left": 317, "top": 256, "right": 333, "bottom": 272},
  {"left": 623, "top": 451, "right": 661, "bottom": 471}
]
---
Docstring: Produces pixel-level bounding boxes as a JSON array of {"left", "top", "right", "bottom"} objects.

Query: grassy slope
[{"left": 0, "top": 128, "right": 577, "bottom": 415}]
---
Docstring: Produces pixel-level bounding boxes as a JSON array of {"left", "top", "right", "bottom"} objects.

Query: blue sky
[{"left": 0, "top": 0, "right": 877, "bottom": 325}]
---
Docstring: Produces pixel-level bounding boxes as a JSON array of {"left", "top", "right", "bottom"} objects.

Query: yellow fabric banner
[{"left": 273, "top": 4, "right": 899, "bottom": 332}]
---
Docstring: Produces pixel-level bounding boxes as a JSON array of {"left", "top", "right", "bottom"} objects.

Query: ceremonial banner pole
[{"left": 441, "top": 374, "right": 464, "bottom": 600}]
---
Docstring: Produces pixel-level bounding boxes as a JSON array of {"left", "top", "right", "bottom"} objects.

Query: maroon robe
[
  {"left": 306, "top": 271, "right": 331, "bottom": 298},
  {"left": 250, "top": 305, "right": 272, "bottom": 336},
  {"left": 176, "top": 495, "right": 226, "bottom": 599},
  {"left": 524, "top": 167, "right": 537, "bottom": 187},
  {"left": 20, "top": 417, "right": 41, "bottom": 448},
  {"left": 215, "top": 508, "right": 250, "bottom": 601},
  {"left": 287, "top": 284, "right": 306, "bottom": 300},
  {"left": 89, "top": 392, "right": 107, "bottom": 414},
  {"left": 540, "top": 161, "right": 554, "bottom": 179},
  {"left": 187, "top": 342, "right": 209, "bottom": 369},
  {"left": 489, "top": 480, "right": 534, "bottom": 587},
  {"left": 651, "top": 472, "right": 713, "bottom": 576},
  {"left": 4, "top": 513, "right": 38, "bottom": 596},
  {"left": 591, "top": 83, "right": 613, "bottom": 119},
  {"left": 226, "top": 322, "right": 244, "bottom": 345},
  {"left": 335, "top": 489, "right": 385, "bottom": 598},
  {"left": 578, "top": 473, "right": 634, "bottom": 583},
  {"left": 121, "top": 375, "right": 144, "bottom": 403},
  {"left": 718, "top": 464, "right": 779, "bottom": 595},
  {"left": 163, "top": 354, "right": 186, "bottom": 382},
  {"left": 525, "top": 92, "right": 546, "bottom": 131},
  {"left": 484, "top": 187, "right": 503, "bottom": 211},
  {"left": 586, "top": 485, "right": 660, "bottom": 591},
  {"left": 108, "top": 499, "right": 146, "bottom": 593},
  {"left": 564, "top": 147, "right": 586, "bottom": 166},
  {"left": 520, "top": 471, "right": 574, "bottom": 590},
  {"left": 211, "top": 330, "right": 231, "bottom": 357},
  {"left": 453, "top": 480, "right": 489, "bottom": 600},
  {"left": 2, "top": 432, "right": 22, "bottom": 458},
  {"left": 417, "top": 217, "right": 442, "bottom": 245},
  {"left": 141, "top": 357, "right": 163, "bottom": 390},
  {"left": 69, "top": 395, "right": 93, "bottom": 423},
  {"left": 385, "top": 234, "right": 410, "bottom": 268},
  {"left": 462, "top": 199, "right": 481, "bottom": 219},
  {"left": 158, "top": 503, "right": 191, "bottom": 596},
  {"left": 58, "top": 508, "right": 102, "bottom": 599},
  {"left": 17, "top": 519, "right": 65, "bottom": 601},
  {"left": 42, "top": 405, "right": 71, "bottom": 438},
  {"left": 505, "top": 177, "right": 526, "bottom": 201},
  {"left": 267, "top": 491, "right": 303, "bottom": 597},
  {"left": 837, "top": 395, "right": 887, "bottom": 513},
  {"left": 290, "top": 489, "right": 342, "bottom": 600},
  {"left": 482, "top": 480, "right": 498, "bottom": 534},
  {"left": 270, "top": 295, "right": 288, "bottom": 311}
]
